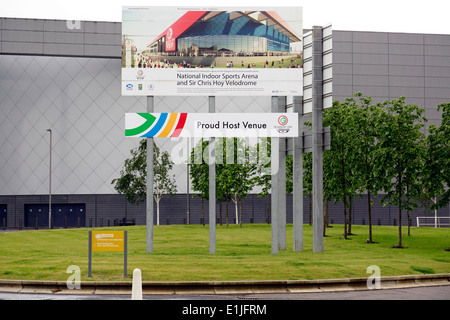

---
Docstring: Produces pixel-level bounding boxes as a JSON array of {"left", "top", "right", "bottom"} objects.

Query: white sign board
[
  {"left": 125, "top": 113, "right": 298, "bottom": 138},
  {"left": 122, "top": 6, "right": 303, "bottom": 96}
]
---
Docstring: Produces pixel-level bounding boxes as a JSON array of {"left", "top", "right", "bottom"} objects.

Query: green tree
[
  {"left": 376, "top": 97, "right": 427, "bottom": 248},
  {"left": 303, "top": 148, "right": 313, "bottom": 226},
  {"left": 253, "top": 137, "right": 302, "bottom": 225},
  {"left": 215, "top": 138, "right": 233, "bottom": 226},
  {"left": 217, "top": 138, "right": 255, "bottom": 227},
  {"left": 423, "top": 103, "right": 450, "bottom": 210},
  {"left": 153, "top": 142, "right": 178, "bottom": 225},
  {"left": 190, "top": 138, "right": 256, "bottom": 227},
  {"left": 112, "top": 139, "right": 177, "bottom": 225},
  {"left": 351, "top": 93, "right": 387, "bottom": 243},
  {"left": 285, "top": 154, "right": 294, "bottom": 194},
  {"left": 252, "top": 138, "right": 271, "bottom": 223},
  {"left": 323, "top": 99, "right": 360, "bottom": 239},
  {"left": 189, "top": 139, "right": 210, "bottom": 226}
]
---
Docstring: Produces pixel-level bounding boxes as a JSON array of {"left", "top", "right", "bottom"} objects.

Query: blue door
[
  {"left": 62, "top": 204, "right": 86, "bottom": 228},
  {"left": 24, "top": 204, "right": 86, "bottom": 228},
  {"left": 0, "top": 205, "right": 6, "bottom": 228},
  {"left": 25, "top": 204, "right": 49, "bottom": 228}
]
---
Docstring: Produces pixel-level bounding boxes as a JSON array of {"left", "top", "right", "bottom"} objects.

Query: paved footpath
[{"left": 1, "top": 285, "right": 449, "bottom": 300}]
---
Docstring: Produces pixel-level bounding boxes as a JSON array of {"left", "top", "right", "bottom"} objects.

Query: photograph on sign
[
  {"left": 125, "top": 113, "right": 298, "bottom": 138},
  {"left": 122, "top": 6, "right": 303, "bottom": 96}
]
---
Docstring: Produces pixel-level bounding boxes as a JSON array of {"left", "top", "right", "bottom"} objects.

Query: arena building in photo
[
  {"left": 122, "top": 8, "right": 303, "bottom": 71},
  {"left": 148, "top": 10, "right": 299, "bottom": 57},
  {"left": 0, "top": 16, "right": 449, "bottom": 229}
]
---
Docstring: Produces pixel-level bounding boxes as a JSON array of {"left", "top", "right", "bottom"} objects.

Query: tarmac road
[{"left": 1, "top": 286, "right": 447, "bottom": 319}]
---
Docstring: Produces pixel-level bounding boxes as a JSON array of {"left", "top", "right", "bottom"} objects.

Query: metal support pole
[
  {"left": 209, "top": 96, "right": 216, "bottom": 254},
  {"left": 88, "top": 230, "right": 92, "bottom": 277},
  {"left": 271, "top": 136, "right": 279, "bottom": 255},
  {"left": 278, "top": 96, "right": 286, "bottom": 251},
  {"left": 146, "top": 96, "right": 154, "bottom": 253},
  {"left": 293, "top": 96, "right": 304, "bottom": 252},
  {"left": 187, "top": 138, "right": 190, "bottom": 225},
  {"left": 46, "top": 129, "right": 52, "bottom": 229},
  {"left": 124, "top": 231, "right": 128, "bottom": 277},
  {"left": 271, "top": 96, "right": 279, "bottom": 255},
  {"left": 312, "top": 26, "right": 324, "bottom": 253}
]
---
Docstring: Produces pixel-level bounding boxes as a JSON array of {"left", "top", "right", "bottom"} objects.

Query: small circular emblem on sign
[{"left": 278, "top": 115, "right": 288, "bottom": 126}]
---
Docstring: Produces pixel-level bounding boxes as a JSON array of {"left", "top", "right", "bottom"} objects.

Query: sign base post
[{"left": 88, "top": 230, "right": 128, "bottom": 278}]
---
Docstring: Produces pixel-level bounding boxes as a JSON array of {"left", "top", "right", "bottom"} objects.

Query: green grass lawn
[
  {"left": 0, "top": 224, "right": 448, "bottom": 282},
  {"left": 214, "top": 56, "right": 301, "bottom": 69}
]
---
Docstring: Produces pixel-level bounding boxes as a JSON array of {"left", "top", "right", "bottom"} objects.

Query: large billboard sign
[
  {"left": 125, "top": 113, "right": 298, "bottom": 138},
  {"left": 122, "top": 6, "right": 303, "bottom": 96}
]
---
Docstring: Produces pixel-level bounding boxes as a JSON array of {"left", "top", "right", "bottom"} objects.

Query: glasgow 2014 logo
[
  {"left": 278, "top": 115, "right": 288, "bottom": 126},
  {"left": 276, "top": 115, "right": 291, "bottom": 134},
  {"left": 136, "top": 69, "right": 145, "bottom": 80}
]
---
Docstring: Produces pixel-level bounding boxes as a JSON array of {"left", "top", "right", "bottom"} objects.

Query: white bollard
[{"left": 132, "top": 268, "right": 143, "bottom": 300}]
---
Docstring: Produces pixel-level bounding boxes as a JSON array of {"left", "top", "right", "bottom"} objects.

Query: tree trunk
[
  {"left": 219, "top": 201, "right": 223, "bottom": 226},
  {"left": 156, "top": 199, "right": 160, "bottom": 226},
  {"left": 343, "top": 199, "right": 348, "bottom": 240},
  {"left": 398, "top": 176, "right": 403, "bottom": 248},
  {"left": 201, "top": 198, "right": 205, "bottom": 226},
  {"left": 341, "top": 150, "right": 347, "bottom": 239},
  {"left": 348, "top": 196, "right": 353, "bottom": 235},
  {"left": 407, "top": 210, "right": 411, "bottom": 236},
  {"left": 406, "top": 185, "right": 411, "bottom": 236},
  {"left": 234, "top": 194, "right": 239, "bottom": 225},
  {"left": 398, "top": 204, "right": 402, "bottom": 248},
  {"left": 239, "top": 199, "right": 242, "bottom": 228},
  {"left": 226, "top": 196, "right": 229, "bottom": 227},
  {"left": 309, "top": 194, "right": 312, "bottom": 226},
  {"left": 324, "top": 199, "right": 329, "bottom": 236},
  {"left": 368, "top": 191, "right": 373, "bottom": 243}
]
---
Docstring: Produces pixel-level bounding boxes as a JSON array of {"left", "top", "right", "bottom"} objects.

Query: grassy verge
[
  {"left": 0, "top": 224, "right": 448, "bottom": 282},
  {"left": 214, "top": 55, "right": 301, "bottom": 68}
]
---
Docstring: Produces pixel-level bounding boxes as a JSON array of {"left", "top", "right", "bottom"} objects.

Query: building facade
[{"left": 0, "top": 17, "right": 449, "bottom": 229}]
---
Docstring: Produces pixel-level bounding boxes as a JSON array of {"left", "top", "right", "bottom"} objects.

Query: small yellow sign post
[{"left": 88, "top": 230, "right": 128, "bottom": 277}]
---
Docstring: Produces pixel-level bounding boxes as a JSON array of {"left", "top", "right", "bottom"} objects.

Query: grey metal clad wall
[
  {"left": 0, "top": 54, "right": 145, "bottom": 196},
  {"left": 1, "top": 18, "right": 449, "bottom": 227},
  {"left": 424, "top": 33, "right": 450, "bottom": 122},
  {"left": 302, "top": 24, "right": 333, "bottom": 113},
  {"left": 0, "top": 17, "right": 121, "bottom": 58},
  {"left": 333, "top": 30, "right": 450, "bottom": 126},
  {"left": 0, "top": 17, "right": 272, "bottom": 199}
]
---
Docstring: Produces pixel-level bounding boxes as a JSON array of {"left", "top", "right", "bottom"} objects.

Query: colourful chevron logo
[{"left": 125, "top": 113, "right": 188, "bottom": 138}]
